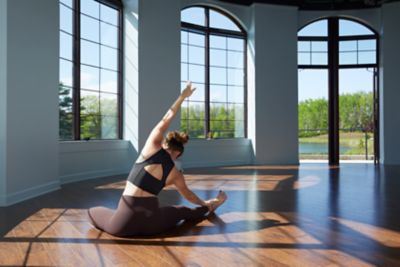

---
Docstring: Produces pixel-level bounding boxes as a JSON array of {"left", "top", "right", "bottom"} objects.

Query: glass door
[
  {"left": 338, "top": 68, "right": 375, "bottom": 162},
  {"left": 298, "top": 69, "right": 329, "bottom": 161}
]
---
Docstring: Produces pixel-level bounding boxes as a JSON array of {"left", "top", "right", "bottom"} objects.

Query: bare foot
[{"left": 208, "top": 191, "right": 227, "bottom": 213}]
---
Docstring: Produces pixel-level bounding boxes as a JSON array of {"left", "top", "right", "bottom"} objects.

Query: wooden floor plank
[{"left": 1, "top": 163, "right": 400, "bottom": 266}]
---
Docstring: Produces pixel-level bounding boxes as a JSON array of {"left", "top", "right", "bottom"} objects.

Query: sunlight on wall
[
  {"left": 124, "top": 4, "right": 139, "bottom": 152},
  {"left": 247, "top": 26, "right": 256, "bottom": 161}
]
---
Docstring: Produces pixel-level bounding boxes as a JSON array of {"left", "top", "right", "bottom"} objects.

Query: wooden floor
[{"left": 1, "top": 163, "right": 400, "bottom": 266}]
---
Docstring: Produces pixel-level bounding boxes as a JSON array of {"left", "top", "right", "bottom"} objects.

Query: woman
[{"left": 88, "top": 81, "right": 227, "bottom": 237}]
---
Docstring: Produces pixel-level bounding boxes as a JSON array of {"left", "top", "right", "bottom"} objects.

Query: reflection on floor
[{"left": 1, "top": 163, "right": 400, "bottom": 266}]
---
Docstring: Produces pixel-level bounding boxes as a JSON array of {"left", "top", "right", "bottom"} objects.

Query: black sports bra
[{"left": 127, "top": 148, "right": 175, "bottom": 195}]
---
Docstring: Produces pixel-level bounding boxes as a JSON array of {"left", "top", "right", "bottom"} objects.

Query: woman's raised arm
[{"left": 145, "top": 81, "right": 196, "bottom": 147}]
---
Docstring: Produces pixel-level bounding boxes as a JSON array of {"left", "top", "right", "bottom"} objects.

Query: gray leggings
[{"left": 88, "top": 195, "right": 209, "bottom": 237}]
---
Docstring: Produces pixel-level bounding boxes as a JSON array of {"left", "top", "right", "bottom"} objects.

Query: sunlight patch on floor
[
  {"left": 331, "top": 217, "right": 400, "bottom": 247},
  {"left": 293, "top": 175, "right": 321, "bottom": 189},
  {"left": 178, "top": 175, "right": 295, "bottom": 191}
]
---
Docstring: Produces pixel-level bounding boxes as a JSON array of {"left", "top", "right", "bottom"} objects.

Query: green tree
[
  {"left": 80, "top": 95, "right": 101, "bottom": 139},
  {"left": 339, "top": 91, "right": 373, "bottom": 131},
  {"left": 59, "top": 83, "right": 73, "bottom": 140},
  {"left": 80, "top": 94, "right": 118, "bottom": 140},
  {"left": 298, "top": 91, "right": 373, "bottom": 136},
  {"left": 181, "top": 104, "right": 244, "bottom": 139},
  {"left": 298, "top": 98, "right": 328, "bottom": 137}
]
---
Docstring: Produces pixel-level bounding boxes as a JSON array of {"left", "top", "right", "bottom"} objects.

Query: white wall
[
  {"left": 183, "top": 138, "right": 253, "bottom": 167},
  {"left": 380, "top": 2, "right": 400, "bottom": 165},
  {"left": 59, "top": 141, "right": 134, "bottom": 183},
  {"left": 1, "top": 0, "right": 60, "bottom": 206},
  {"left": 137, "top": 0, "right": 181, "bottom": 150},
  {"left": 252, "top": 4, "right": 299, "bottom": 165},
  {"left": 0, "top": 0, "right": 7, "bottom": 206}
]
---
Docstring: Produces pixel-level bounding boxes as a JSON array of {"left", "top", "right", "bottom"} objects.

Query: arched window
[
  {"left": 181, "top": 6, "right": 247, "bottom": 139},
  {"left": 298, "top": 18, "right": 379, "bottom": 164},
  {"left": 298, "top": 18, "right": 377, "bottom": 67},
  {"left": 59, "top": 0, "right": 123, "bottom": 141}
]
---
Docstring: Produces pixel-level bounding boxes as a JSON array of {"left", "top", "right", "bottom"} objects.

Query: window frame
[
  {"left": 297, "top": 17, "right": 379, "bottom": 165},
  {"left": 59, "top": 0, "right": 123, "bottom": 141},
  {"left": 298, "top": 18, "right": 378, "bottom": 69},
  {"left": 181, "top": 6, "right": 248, "bottom": 139}
]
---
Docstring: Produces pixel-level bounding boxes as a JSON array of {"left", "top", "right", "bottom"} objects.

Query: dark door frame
[{"left": 298, "top": 17, "right": 380, "bottom": 165}]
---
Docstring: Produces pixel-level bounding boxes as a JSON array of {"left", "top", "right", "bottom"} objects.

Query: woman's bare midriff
[{"left": 122, "top": 181, "right": 156, "bottom": 197}]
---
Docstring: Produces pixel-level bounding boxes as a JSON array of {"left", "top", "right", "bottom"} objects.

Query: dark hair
[{"left": 165, "top": 131, "right": 189, "bottom": 156}]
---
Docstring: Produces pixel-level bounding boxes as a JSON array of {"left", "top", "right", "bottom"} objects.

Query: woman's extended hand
[
  {"left": 181, "top": 81, "right": 196, "bottom": 98},
  {"left": 204, "top": 191, "right": 227, "bottom": 213}
]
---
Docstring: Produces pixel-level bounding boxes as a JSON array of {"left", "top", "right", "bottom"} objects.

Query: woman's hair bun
[{"left": 166, "top": 131, "right": 189, "bottom": 145}]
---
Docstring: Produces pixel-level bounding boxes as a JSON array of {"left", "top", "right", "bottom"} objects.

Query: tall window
[
  {"left": 298, "top": 18, "right": 378, "bottom": 164},
  {"left": 181, "top": 6, "right": 247, "bottom": 139},
  {"left": 59, "top": 0, "right": 122, "bottom": 141}
]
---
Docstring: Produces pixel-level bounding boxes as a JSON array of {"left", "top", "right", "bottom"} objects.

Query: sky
[{"left": 298, "top": 68, "right": 375, "bottom": 101}]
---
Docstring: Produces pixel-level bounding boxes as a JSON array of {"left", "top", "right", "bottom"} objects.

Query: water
[{"left": 299, "top": 142, "right": 352, "bottom": 154}]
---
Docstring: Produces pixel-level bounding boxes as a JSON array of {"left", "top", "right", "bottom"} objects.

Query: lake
[{"left": 299, "top": 142, "right": 352, "bottom": 154}]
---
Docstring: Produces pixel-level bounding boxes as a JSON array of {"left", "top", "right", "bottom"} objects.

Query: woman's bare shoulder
[{"left": 136, "top": 144, "right": 162, "bottom": 163}]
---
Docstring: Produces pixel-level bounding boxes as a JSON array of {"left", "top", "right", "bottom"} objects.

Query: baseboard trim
[
  {"left": 2, "top": 180, "right": 61, "bottom": 207},
  {"left": 60, "top": 168, "right": 129, "bottom": 185},
  {"left": 382, "top": 162, "right": 400, "bottom": 166},
  {"left": 0, "top": 195, "right": 6, "bottom": 207}
]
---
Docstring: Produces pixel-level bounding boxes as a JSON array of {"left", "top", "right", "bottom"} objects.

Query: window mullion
[
  {"left": 328, "top": 17, "right": 340, "bottom": 165},
  {"left": 73, "top": 0, "right": 81, "bottom": 140},
  {"left": 356, "top": 40, "right": 359, "bottom": 65},
  {"left": 118, "top": 6, "right": 123, "bottom": 139},
  {"left": 244, "top": 37, "right": 248, "bottom": 138},
  {"left": 205, "top": 8, "right": 210, "bottom": 137},
  {"left": 98, "top": 6, "right": 102, "bottom": 139},
  {"left": 225, "top": 37, "right": 229, "bottom": 137}
]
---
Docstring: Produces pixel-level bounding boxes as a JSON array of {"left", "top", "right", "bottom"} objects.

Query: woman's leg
[
  {"left": 158, "top": 205, "right": 209, "bottom": 231},
  {"left": 88, "top": 206, "right": 115, "bottom": 231},
  {"left": 88, "top": 199, "right": 211, "bottom": 236},
  {"left": 88, "top": 197, "right": 137, "bottom": 236}
]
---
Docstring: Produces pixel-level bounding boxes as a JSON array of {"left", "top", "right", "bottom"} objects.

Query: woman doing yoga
[{"left": 88, "top": 81, "right": 227, "bottom": 237}]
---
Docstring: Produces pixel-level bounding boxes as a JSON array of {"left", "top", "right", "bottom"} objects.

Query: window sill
[{"left": 60, "top": 139, "right": 131, "bottom": 153}]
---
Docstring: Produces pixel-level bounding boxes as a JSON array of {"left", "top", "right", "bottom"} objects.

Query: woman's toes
[{"left": 218, "top": 191, "right": 227, "bottom": 201}]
